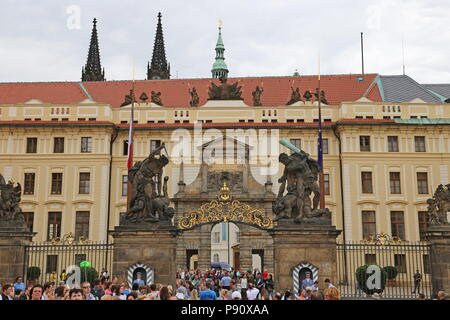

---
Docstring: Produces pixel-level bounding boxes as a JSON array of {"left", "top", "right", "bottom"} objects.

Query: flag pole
[
  {"left": 317, "top": 52, "right": 325, "bottom": 209},
  {"left": 127, "top": 60, "right": 136, "bottom": 211}
]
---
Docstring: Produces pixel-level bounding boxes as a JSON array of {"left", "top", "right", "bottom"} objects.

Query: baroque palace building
[{"left": 0, "top": 14, "right": 450, "bottom": 268}]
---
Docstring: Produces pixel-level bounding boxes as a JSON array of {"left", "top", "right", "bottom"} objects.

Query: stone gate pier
[
  {"left": 270, "top": 221, "right": 341, "bottom": 292},
  {"left": 110, "top": 222, "right": 178, "bottom": 288}
]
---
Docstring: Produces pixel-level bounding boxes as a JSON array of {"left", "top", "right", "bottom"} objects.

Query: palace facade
[{"left": 0, "top": 14, "right": 450, "bottom": 269}]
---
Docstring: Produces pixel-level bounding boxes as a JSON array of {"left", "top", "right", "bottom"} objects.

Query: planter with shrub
[
  {"left": 355, "top": 264, "right": 387, "bottom": 295},
  {"left": 383, "top": 266, "right": 398, "bottom": 287}
]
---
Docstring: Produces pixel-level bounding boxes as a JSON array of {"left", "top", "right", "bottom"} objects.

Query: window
[
  {"left": 359, "top": 136, "right": 371, "bottom": 152},
  {"left": 123, "top": 140, "right": 129, "bottom": 156},
  {"left": 290, "top": 139, "right": 301, "bottom": 150},
  {"left": 415, "top": 136, "right": 425, "bottom": 152},
  {"left": 388, "top": 136, "right": 399, "bottom": 152},
  {"left": 213, "top": 232, "right": 220, "bottom": 243},
  {"left": 23, "top": 212, "right": 34, "bottom": 232},
  {"left": 81, "top": 137, "right": 92, "bottom": 153},
  {"left": 417, "top": 172, "right": 428, "bottom": 194},
  {"left": 79, "top": 173, "right": 90, "bottom": 194},
  {"left": 418, "top": 211, "right": 429, "bottom": 241},
  {"left": 389, "top": 172, "right": 401, "bottom": 194},
  {"left": 51, "top": 173, "right": 63, "bottom": 194},
  {"left": 362, "top": 211, "right": 376, "bottom": 240},
  {"left": 122, "top": 175, "right": 128, "bottom": 196},
  {"left": 75, "top": 211, "right": 90, "bottom": 240},
  {"left": 391, "top": 211, "right": 405, "bottom": 240},
  {"left": 361, "top": 172, "right": 373, "bottom": 194},
  {"left": 46, "top": 255, "right": 58, "bottom": 273},
  {"left": 47, "top": 212, "right": 62, "bottom": 241},
  {"left": 323, "top": 174, "right": 330, "bottom": 195},
  {"left": 236, "top": 231, "right": 240, "bottom": 243},
  {"left": 394, "top": 254, "right": 407, "bottom": 273},
  {"left": 53, "top": 137, "right": 64, "bottom": 153},
  {"left": 26, "top": 138, "right": 37, "bottom": 153},
  {"left": 322, "top": 139, "right": 329, "bottom": 154},
  {"left": 75, "top": 254, "right": 87, "bottom": 267},
  {"left": 213, "top": 254, "right": 219, "bottom": 263},
  {"left": 150, "top": 140, "right": 161, "bottom": 152},
  {"left": 365, "top": 254, "right": 377, "bottom": 265},
  {"left": 24, "top": 173, "right": 35, "bottom": 195}
]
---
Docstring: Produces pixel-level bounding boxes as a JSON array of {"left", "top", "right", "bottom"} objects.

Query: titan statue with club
[
  {"left": 125, "top": 143, "right": 175, "bottom": 223},
  {"left": 273, "top": 139, "right": 330, "bottom": 223}
]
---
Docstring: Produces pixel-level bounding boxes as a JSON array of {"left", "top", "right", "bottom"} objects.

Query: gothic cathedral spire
[
  {"left": 82, "top": 18, "right": 105, "bottom": 82},
  {"left": 211, "top": 25, "right": 228, "bottom": 78},
  {"left": 147, "top": 12, "right": 170, "bottom": 80}
]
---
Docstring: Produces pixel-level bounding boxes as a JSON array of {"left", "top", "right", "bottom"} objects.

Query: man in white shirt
[
  {"left": 246, "top": 283, "right": 260, "bottom": 300},
  {"left": 324, "top": 279, "right": 335, "bottom": 288}
]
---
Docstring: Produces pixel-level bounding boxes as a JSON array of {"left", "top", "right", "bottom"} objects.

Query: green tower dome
[{"left": 211, "top": 27, "right": 229, "bottom": 78}]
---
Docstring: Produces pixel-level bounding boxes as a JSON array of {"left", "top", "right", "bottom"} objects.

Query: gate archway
[{"left": 177, "top": 182, "right": 274, "bottom": 231}]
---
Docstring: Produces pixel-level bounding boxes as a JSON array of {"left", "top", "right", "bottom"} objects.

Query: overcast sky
[{"left": 0, "top": 0, "right": 449, "bottom": 83}]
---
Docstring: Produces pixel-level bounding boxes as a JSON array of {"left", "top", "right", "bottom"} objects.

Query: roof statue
[
  {"left": 427, "top": 184, "right": 450, "bottom": 225},
  {"left": 303, "top": 90, "right": 312, "bottom": 101},
  {"left": 151, "top": 91, "right": 163, "bottom": 106},
  {"left": 287, "top": 87, "right": 301, "bottom": 105},
  {"left": 81, "top": 18, "right": 105, "bottom": 82},
  {"left": 208, "top": 76, "right": 243, "bottom": 100},
  {"left": 139, "top": 92, "right": 149, "bottom": 102},
  {"left": 189, "top": 87, "right": 200, "bottom": 107},
  {"left": 314, "top": 88, "right": 329, "bottom": 104},
  {"left": 252, "top": 86, "right": 264, "bottom": 106},
  {"left": 120, "top": 89, "right": 136, "bottom": 107},
  {"left": 0, "top": 173, "right": 24, "bottom": 222}
]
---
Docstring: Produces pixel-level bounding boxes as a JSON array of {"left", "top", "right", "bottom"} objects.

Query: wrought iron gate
[
  {"left": 24, "top": 233, "right": 113, "bottom": 285},
  {"left": 337, "top": 236, "right": 432, "bottom": 299}
]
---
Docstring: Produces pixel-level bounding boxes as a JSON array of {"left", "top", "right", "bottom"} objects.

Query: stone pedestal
[
  {"left": 110, "top": 222, "right": 178, "bottom": 288},
  {"left": 270, "top": 221, "right": 341, "bottom": 292},
  {"left": 0, "top": 221, "right": 35, "bottom": 285},
  {"left": 426, "top": 225, "right": 450, "bottom": 296}
]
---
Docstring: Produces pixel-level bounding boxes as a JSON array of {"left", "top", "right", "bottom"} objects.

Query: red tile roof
[
  {"left": 0, "top": 82, "right": 88, "bottom": 104},
  {"left": 0, "top": 74, "right": 381, "bottom": 107}
]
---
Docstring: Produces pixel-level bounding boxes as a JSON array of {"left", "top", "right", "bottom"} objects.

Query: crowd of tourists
[{"left": 1, "top": 270, "right": 448, "bottom": 301}]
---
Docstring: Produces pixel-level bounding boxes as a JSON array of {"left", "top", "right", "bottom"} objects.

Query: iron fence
[
  {"left": 336, "top": 241, "right": 432, "bottom": 299},
  {"left": 24, "top": 239, "right": 113, "bottom": 285}
]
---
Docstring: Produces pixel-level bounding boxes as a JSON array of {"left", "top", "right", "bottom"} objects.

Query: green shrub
[
  {"left": 79, "top": 267, "right": 98, "bottom": 284},
  {"left": 27, "top": 266, "right": 41, "bottom": 281},
  {"left": 355, "top": 264, "right": 387, "bottom": 295},
  {"left": 383, "top": 266, "right": 398, "bottom": 280}
]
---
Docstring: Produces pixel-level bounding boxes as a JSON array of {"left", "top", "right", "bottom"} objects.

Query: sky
[{"left": 0, "top": 0, "right": 449, "bottom": 83}]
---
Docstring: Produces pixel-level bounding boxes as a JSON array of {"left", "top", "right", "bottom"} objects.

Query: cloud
[{"left": 0, "top": 0, "right": 449, "bottom": 83}]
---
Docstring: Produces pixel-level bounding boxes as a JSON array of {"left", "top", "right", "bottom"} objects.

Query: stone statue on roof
[
  {"left": 287, "top": 87, "right": 301, "bottom": 105},
  {"left": 252, "top": 86, "right": 264, "bottom": 106},
  {"left": 151, "top": 91, "right": 163, "bottom": 106},
  {"left": 303, "top": 90, "right": 312, "bottom": 101},
  {"left": 189, "top": 87, "right": 200, "bottom": 107},
  {"left": 314, "top": 88, "right": 329, "bottom": 105},
  {"left": 121, "top": 89, "right": 137, "bottom": 107},
  {"left": 208, "top": 76, "right": 243, "bottom": 100}
]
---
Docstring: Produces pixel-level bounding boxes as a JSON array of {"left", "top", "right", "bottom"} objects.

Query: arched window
[{"left": 213, "top": 254, "right": 220, "bottom": 263}]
